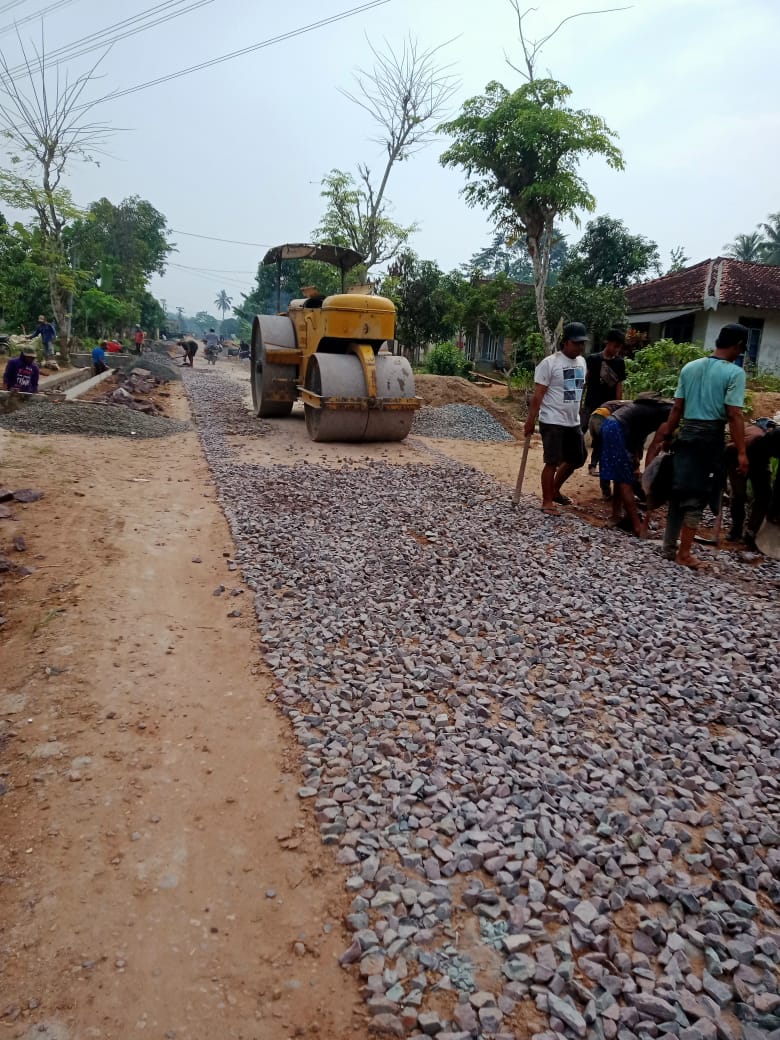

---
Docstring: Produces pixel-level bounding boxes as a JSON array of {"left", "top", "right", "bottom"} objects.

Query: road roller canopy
[{"left": 261, "top": 243, "right": 364, "bottom": 273}]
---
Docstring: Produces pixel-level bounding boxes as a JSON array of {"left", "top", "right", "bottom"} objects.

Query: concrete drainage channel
[{"left": 182, "top": 369, "right": 780, "bottom": 1040}]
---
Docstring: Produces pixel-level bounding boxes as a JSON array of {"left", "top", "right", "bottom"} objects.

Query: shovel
[
  {"left": 755, "top": 518, "right": 780, "bottom": 560},
  {"left": 512, "top": 435, "right": 532, "bottom": 507}
]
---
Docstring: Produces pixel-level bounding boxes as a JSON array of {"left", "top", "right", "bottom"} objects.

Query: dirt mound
[
  {"left": 414, "top": 375, "right": 522, "bottom": 436},
  {"left": 749, "top": 390, "right": 780, "bottom": 419}
]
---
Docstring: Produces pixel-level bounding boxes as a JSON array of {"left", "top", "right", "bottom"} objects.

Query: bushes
[
  {"left": 425, "top": 342, "right": 473, "bottom": 378},
  {"left": 624, "top": 339, "right": 706, "bottom": 397}
]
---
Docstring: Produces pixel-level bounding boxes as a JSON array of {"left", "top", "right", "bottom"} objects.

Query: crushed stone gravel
[
  {"left": 184, "top": 369, "right": 780, "bottom": 1040},
  {"left": 0, "top": 399, "right": 189, "bottom": 438},
  {"left": 412, "top": 403, "right": 514, "bottom": 442}
]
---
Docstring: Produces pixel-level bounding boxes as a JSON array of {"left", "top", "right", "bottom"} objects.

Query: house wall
[{"left": 699, "top": 307, "right": 780, "bottom": 374}]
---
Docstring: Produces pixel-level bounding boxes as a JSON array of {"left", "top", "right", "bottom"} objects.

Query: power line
[
  {"left": 169, "top": 261, "right": 258, "bottom": 275},
  {"left": 0, "top": 0, "right": 32, "bottom": 18},
  {"left": 86, "top": 0, "right": 392, "bottom": 107},
  {"left": 5, "top": 0, "right": 215, "bottom": 76},
  {"left": 0, "top": 0, "right": 78, "bottom": 37},
  {"left": 171, "top": 229, "right": 271, "bottom": 248}
]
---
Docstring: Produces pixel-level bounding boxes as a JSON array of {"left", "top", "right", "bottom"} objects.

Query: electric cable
[
  {"left": 0, "top": 0, "right": 78, "bottom": 37},
  {"left": 171, "top": 229, "right": 270, "bottom": 248},
  {"left": 84, "top": 0, "right": 392, "bottom": 107}
]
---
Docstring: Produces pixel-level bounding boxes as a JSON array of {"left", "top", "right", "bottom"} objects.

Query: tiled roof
[{"left": 626, "top": 258, "right": 780, "bottom": 313}]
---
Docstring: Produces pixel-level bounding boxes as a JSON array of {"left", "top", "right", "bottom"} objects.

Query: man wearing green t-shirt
[{"left": 651, "top": 323, "right": 749, "bottom": 568}]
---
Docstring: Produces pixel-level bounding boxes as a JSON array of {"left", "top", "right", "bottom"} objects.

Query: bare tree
[
  {"left": 506, "top": 1, "right": 632, "bottom": 83},
  {"left": 0, "top": 34, "right": 111, "bottom": 339},
  {"left": 317, "top": 36, "right": 458, "bottom": 270}
]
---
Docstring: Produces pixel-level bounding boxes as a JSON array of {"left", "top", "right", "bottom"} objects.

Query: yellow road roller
[{"left": 251, "top": 243, "right": 420, "bottom": 442}]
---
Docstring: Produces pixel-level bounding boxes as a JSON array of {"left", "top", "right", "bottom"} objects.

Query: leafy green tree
[
  {"left": 75, "top": 288, "right": 136, "bottom": 337},
  {"left": 219, "top": 317, "right": 240, "bottom": 339},
  {"left": 315, "top": 169, "right": 416, "bottom": 270},
  {"left": 381, "top": 252, "right": 459, "bottom": 358},
  {"left": 624, "top": 339, "right": 707, "bottom": 397},
  {"left": 559, "top": 215, "right": 659, "bottom": 288},
  {"left": 191, "top": 311, "right": 221, "bottom": 335},
  {"left": 238, "top": 259, "right": 342, "bottom": 318},
  {"left": 67, "top": 196, "right": 173, "bottom": 302},
  {"left": 723, "top": 232, "right": 764, "bottom": 262},
  {"left": 667, "top": 246, "right": 689, "bottom": 273},
  {"left": 759, "top": 213, "right": 780, "bottom": 265},
  {"left": 214, "top": 289, "right": 233, "bottom": 330},
  {"left": 545, "top": 279, "right": 627, "bottom": 347},
  {"left": 140, "top": 292, "right": 165, "bottom": 333},
  {"left": 440, "top": 78, "right": 624, "bottom": 352},
  {"left": 0, "top": 214, "right": 49, "bottom": 331},
  {"left": 469, "top": 229, "right": 568, "bottom": 283}
]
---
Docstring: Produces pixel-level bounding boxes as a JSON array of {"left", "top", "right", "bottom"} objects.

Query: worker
[
  {"left": 582, "top": 329, "right": 626, "bottom": 476},
  {"left": 28, "top": 314, "right": 57, "bottom": 359},
  {"left": 133, "top": 325, "right": 145, "bottom": 355},
  {"left": 106, "top": 339, "right": 123, "bottom": 353},
  {"left": 91, "top": 341, "right": 109, "bottom": 375},
  {"left": 725, "top": 418, "right": 780, "bottom": 548},
  {"left": 588, "top": 399, "right": 624, "bottom": 499},
  {"left": 650, "top": 323, "right": 748, "bottom": 569},
  {"left": 523, "top": 321, "right": 588, "bottom": 515},
  {"left": 180, "top": 337, "right": 199, "bottom": 367},
  {"left": 600, "top": 394, "right": 673, "bottom": 536},
  {"left": 3, "top": 345, "right": 40, "bottom": 393}
]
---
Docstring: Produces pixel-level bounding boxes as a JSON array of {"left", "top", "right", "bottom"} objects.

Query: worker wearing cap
[
  {"left": 3, "top": 346, "right": 40, "bottom": 393},
  {"left": 28, "top": 315, "right": 56, "bottom": 359},
  {"left": 523, "top": 321, "right": 588, "bottom": 515}
]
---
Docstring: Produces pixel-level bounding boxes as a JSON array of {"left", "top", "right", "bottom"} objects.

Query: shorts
[
  {"left": 538, "top": 422, "right": 587, "bottom": 468},
  {"left": 599, "top": 418, "right": 635, "bottom": 484}
]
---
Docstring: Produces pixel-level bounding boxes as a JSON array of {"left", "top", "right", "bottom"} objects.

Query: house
[{"left": 625, "top": 258, "right": 780, "bottom": 373}]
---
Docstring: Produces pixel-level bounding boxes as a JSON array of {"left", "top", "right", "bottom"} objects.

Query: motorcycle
[{"left": 205, "top": 344, "right": 220, "bottom": 366}]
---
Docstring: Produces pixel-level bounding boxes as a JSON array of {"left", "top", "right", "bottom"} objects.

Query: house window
[
  {"left": 738, "top": 316, "right": 764, "bottom": 366},
  {"left": 662, "top": 315, "right": 695, "bottom": 343}
]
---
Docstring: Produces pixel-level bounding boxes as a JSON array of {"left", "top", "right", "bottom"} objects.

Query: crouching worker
[
  {"left": 91, "top": 341, "right": 109, "bottom": 375},
  {"left": 726, "top": 418, "right": 780, "bottom": 547},
  {"left": 600, "top": 393, "right": 673, "bottom": 536}
]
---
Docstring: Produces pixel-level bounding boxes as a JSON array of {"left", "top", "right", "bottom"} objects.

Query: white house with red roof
[{"left": 626, "top": 258, "right": 780, "bottom": 373}]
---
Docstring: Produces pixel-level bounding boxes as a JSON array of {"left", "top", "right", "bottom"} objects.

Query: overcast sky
[{"left": 3, "top": 0, "right": 779, "bottom": 316}]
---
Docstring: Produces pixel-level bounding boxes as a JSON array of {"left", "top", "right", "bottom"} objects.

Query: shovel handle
[{"left": 512, "top": 435, "right": 532, "bottom": 506}]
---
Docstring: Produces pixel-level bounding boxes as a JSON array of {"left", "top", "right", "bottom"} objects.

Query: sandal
[
  {"left": 553, "top": 494, "right": 572, "bottom": 506},
  {"left": 541, "top": 504, "right": 562, "bottom": 517}
]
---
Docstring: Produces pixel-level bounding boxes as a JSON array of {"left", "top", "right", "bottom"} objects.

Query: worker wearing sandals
[{"left": 524, "top": 322, "right": 588, "bottom": 516}]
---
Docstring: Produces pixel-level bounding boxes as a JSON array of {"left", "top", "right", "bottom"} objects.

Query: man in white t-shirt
[{"left": 523, "top": 321, "right": 588, "bottom": 514}]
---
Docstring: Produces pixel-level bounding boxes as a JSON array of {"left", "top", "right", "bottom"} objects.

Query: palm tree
[
  {"left": 723, "top": 231, "right": 765, "bottom": 262},
  {"left": 214, "top": 289, "right": 233, "bottom": 330},
  {"left": 759, "top": 213, "right": 780, "bottom": 265}
]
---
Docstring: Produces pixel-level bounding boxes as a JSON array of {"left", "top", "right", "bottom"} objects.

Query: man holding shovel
[{"left": 522, "top": 322, "right": 588, "bottom": 515}]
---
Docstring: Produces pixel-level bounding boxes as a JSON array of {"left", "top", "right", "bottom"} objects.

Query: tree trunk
[{"left": 528, "top": 232, "right": 554, "bottom": 353}]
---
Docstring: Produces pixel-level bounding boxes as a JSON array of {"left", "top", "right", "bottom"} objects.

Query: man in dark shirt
[
  {"left": 725, "top": 419, "right": 780, "bottom": 547},
  {"left": 3, "top": 347, "right": 40, "bottom": 393},
  {"left": 582, "top": 329, "right": 627, "bottom": 476}
]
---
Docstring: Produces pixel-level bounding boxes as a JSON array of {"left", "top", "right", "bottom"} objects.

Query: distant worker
[
  {"left": 133, "top": 325, "right": 145, "bottom": 355},
  {"left": 203, "top": 328, "right": 220, "bottom": 351},
  {"left": 106, "top": 339, "right": 123, "bottom": 353},
  {"left": 3, "top": 345, "right": 40, "bottom": 393},
  {"left": 181, "top": 336, "right": 199, "bottom": 367},
  {"left": 582, "top": 329, "right": 626, "bottom": 476},
  {"left": 92, "top": 341, "right": 109, "bottom": 375},
  {"left": 28, "top": 314, "right": 56, "bottom": 359},
  {"left": 725, "top": 418, "right": 780, "bottom": 548},
  {"left": 523, "top": 321, "right": 588, "bottom": 515}
]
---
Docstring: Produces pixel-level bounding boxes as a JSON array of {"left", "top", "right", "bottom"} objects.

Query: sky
[{"left": 2, "top": 0, "right": 779, "bottom": 317}]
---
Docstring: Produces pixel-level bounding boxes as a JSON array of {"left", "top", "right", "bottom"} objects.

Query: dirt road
[{"left": 0, "top": 405, "right": 368, "bottom": 1039}]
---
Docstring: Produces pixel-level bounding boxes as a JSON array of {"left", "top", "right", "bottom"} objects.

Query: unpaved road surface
[{"left": 2, "top": 357, "right": 780, "bottom": 1040}]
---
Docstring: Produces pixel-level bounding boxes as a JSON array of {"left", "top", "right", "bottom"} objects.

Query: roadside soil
[{"left": 0, "top": 393, "right": 369, "bottom": 1040}]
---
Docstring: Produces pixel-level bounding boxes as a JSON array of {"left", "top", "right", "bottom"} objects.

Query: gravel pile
[
  {"left": 0, "top": 399, "right": 189, "bottom": 438},
  {"left": 184, "top": 372, "right": 780, "bottom": 1040},
  {"left": 412, "top": 404, "right": 514, "bottom": 442},
  {"left": 135, "top": 350, "right": 183, "bottom": 381}
]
